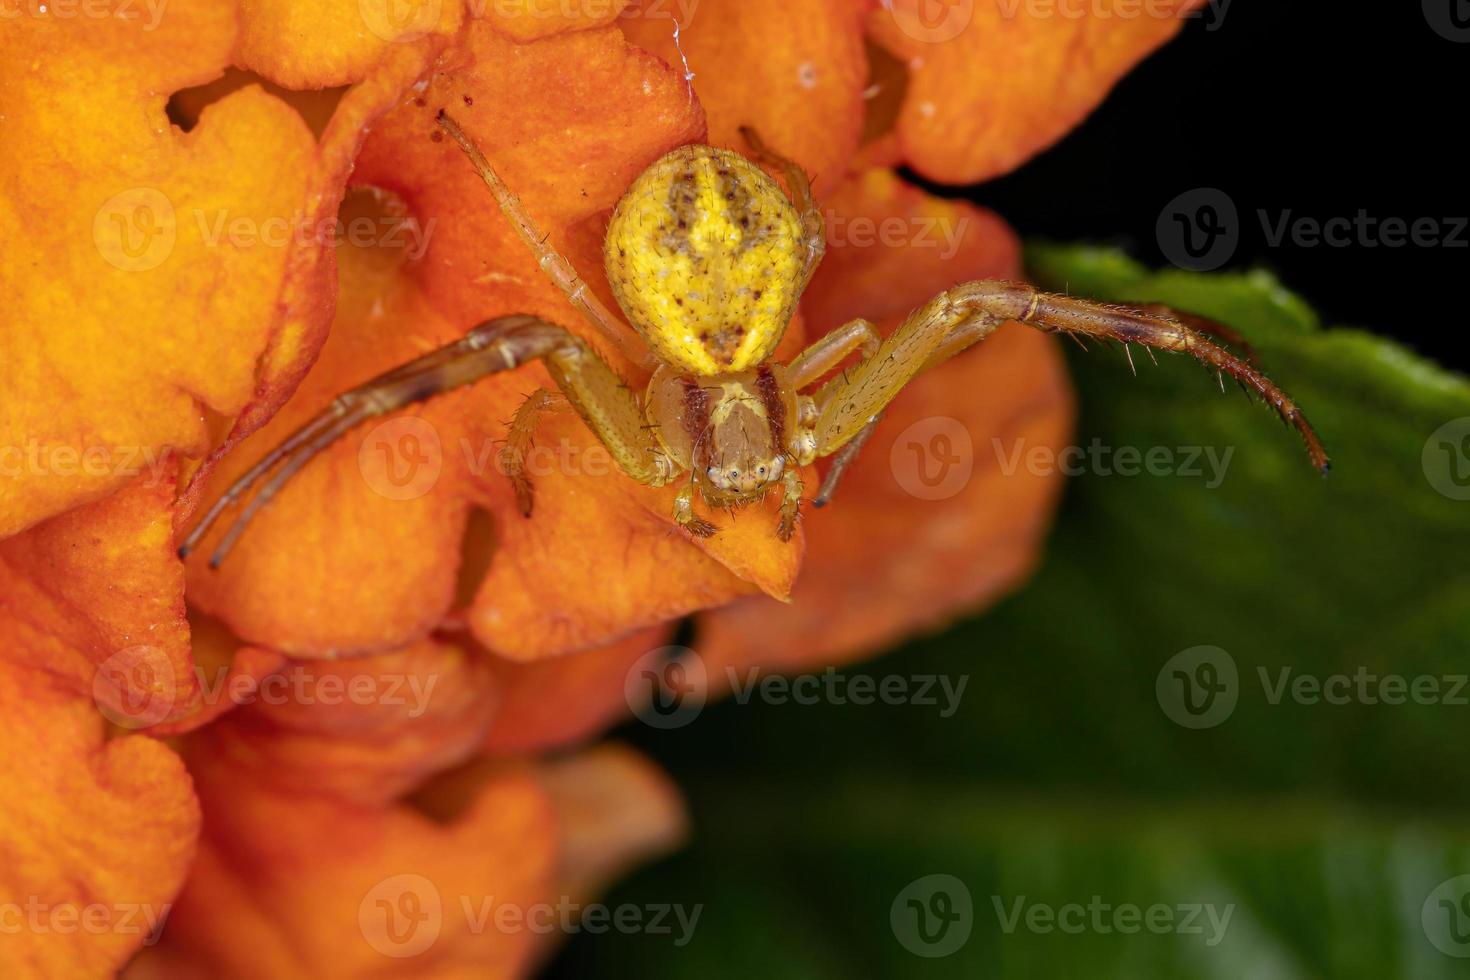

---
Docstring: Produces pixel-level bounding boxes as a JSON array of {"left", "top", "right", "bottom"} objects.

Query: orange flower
[{"left": 0, "top": 0, "right": 1202, "bottom": 974}]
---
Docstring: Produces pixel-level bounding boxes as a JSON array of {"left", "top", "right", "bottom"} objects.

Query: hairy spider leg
[
  {"left": 812, "top": 280, "right": 1329, "bottom": 471},
  {"left": 501, "top": 389, "right": 572, "bottom": 516},
  {"left": 179, "top": 315, "right": 672, "bottom": 567},
  {"left": 781, "top": 317, "right": 884, "bottom": 506},
  {"left": 437, "top": 111, "right": 656, "bottom": 370}
]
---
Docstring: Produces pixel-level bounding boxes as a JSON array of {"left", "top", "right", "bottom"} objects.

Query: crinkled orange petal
[
  {"left": 0, "top": 9, "right": 316, "bottom": 538},
  {"left": 867, "top": 0, "right": 1204, "bottom": 183},
  {"left": 184, "top": 227, "right": 478, "bottom": 656},
  {"left": 234, "top": 0, "right": 463, "bottom": 89},
  {"left": 189, "top": 24, "right": 800, "bottom": 659},
  {"left": 484, "top": 0, "right": 631, "bottom": 41},
  {"left": 148, "top": 640, "right": 287, "bottom": 738},
  {"left": 484, "top": 624, "right": 672, "bottom": 753},
  {"left": 142, "top": 740, "right": 683, "bottom": 978},
  {"left": 466, "top": 409, "right": 805, "bottom": 660},
  {"left": 141, "top": 762, "right": 556, "bottom": 978},
  {"left": 621, "top": 0, "right": 869, "bottom": 195},
  {"left": 0, "top": 666, "right": 199, "bottom": 977},
  {"left": 178, "top": 40, "right": 450, "bottom": 520},
  {"left": 0, "top": 472, "right": 198, "bottom": 725},
  {"left": 698, "top": 169, "right": 1075, "bottom": 671},
  {"left": 188, "top": 636, "right": 498, "bottom": 807}
]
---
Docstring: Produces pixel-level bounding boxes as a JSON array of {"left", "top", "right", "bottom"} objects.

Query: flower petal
[
  {"left": 178, "top": 40, "right": 450, "bottom": 520},
  {"left": 621, "top": 0, "right": 869, "bottom": 195},
  {"left": 698, "top": 169, "right": 1075, "bottom": 670},
  {"left": 142, "top": 763, "right": 556, "bottom": 977},
  {"left": 0, "top": 9, "right": 317, "bottom": 538},
  {"left": 0, "top": 472, "right": 196, "bottom": 725},
  {"left": 186, "top": 637, "right": 498, "bottom": 807},
  {"left": 485, "top": 0, "right": 632, "bottom": 41},
  {"left": 484, "top": 624, "right": 672, "bottom": 753},
  {"left": 141, "top": 741, "right": 683, "bottom": 976},
  {"left": 868, "top": 0, "right": 1204, "bottom": 183},
  {"left": 0, "top": 667, "right": 199, "bottom": 977},
  {"left": 234, "top": 0, "right": 463, "bottom": 89}
]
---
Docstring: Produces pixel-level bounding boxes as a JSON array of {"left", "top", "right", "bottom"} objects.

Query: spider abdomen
[{"left": 604, "top": 144, "right": 804, "bottom": 376}]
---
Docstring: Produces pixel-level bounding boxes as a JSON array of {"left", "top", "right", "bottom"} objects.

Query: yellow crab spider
[{"left": 179, "top": 110, "right": 1328, "bottom": 566}]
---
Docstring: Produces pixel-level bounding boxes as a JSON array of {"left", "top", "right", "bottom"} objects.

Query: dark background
[{"left": 944, "top": 2, "right": 1468, "bottom": 371}]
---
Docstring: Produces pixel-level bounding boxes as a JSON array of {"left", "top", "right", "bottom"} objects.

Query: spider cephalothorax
[{"left": 180, "top": 110, "right": 1327, "bottom": 566}]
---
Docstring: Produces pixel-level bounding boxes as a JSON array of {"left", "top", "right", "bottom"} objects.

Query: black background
[{"left": 935, "top": 2, "right": 1468, "bottom": 372}]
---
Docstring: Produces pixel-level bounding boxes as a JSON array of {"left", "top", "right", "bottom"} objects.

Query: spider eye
[
  {"left": 729, "top": 470, "right": 739, "bottom": 481},
  {"left": 757, "top": 466, "right": 766, "bottom": 476}
]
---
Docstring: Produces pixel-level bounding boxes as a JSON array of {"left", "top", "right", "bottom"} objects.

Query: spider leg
[
  {"left": 812, "top": 413, "right": 881, "bottom": 508},
  {"left": 738, "top": 125, "right": 825, "bottom": 290},
  {"left": 501, "top": 389, "right": 572, "bottom": 516},
  {"left": 787, "top": 317, "right": 880, "bottom": 391},
  {"left": 1138, "top": 303, "right": 1260, "bottom": 365},
  {"left": 778, "top": 318, "right": 884, "bottom": 504},
  {"left": 437, "top": 111, "right": 656, "bottom": 370},
  {"left": 776, "top": 467, "right": 804, "bottom": 541},
  {"left": 812, "top": 280, "right": 1329, "bottom": 472},
  {"left": 673, "top": 482, "right": 718, "bottom": 538},
  {"left": 180, "top": 315, "right": 676, "bottom": 567}
]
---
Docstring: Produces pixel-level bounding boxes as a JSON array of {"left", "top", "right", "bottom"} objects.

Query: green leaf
[{"left": 545, "top": 246, "right": 1470, "bottom": 978}]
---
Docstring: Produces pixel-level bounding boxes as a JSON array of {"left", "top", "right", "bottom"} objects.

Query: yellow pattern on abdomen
[{"left": 603, "top": 144, "right": 804, "bottom": 376}]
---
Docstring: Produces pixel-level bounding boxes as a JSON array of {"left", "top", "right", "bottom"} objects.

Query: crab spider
[{"left": 179, "top": 110, "right": 1328, "bottom": 566}]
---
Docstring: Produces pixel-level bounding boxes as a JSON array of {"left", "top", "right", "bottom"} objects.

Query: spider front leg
[
  {"left": 179, "top": 315, "right": 675, "bottom": 567},
  {"left": 673, "top": 483, "right": 718, "bottom": 538},
  {"left": 438, "top": 111, "right": 655, "bottom": 370},
  {"left": 812, "top": 280, "right": 1329, "bottom": 471}
]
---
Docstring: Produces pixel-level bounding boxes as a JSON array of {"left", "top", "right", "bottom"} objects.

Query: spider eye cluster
[
  {"left": 702, "top": 455, "right": 784, "bottom": 494},
  {"left": 603, "top": 144, "right": 805, "bottom": 378}
]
